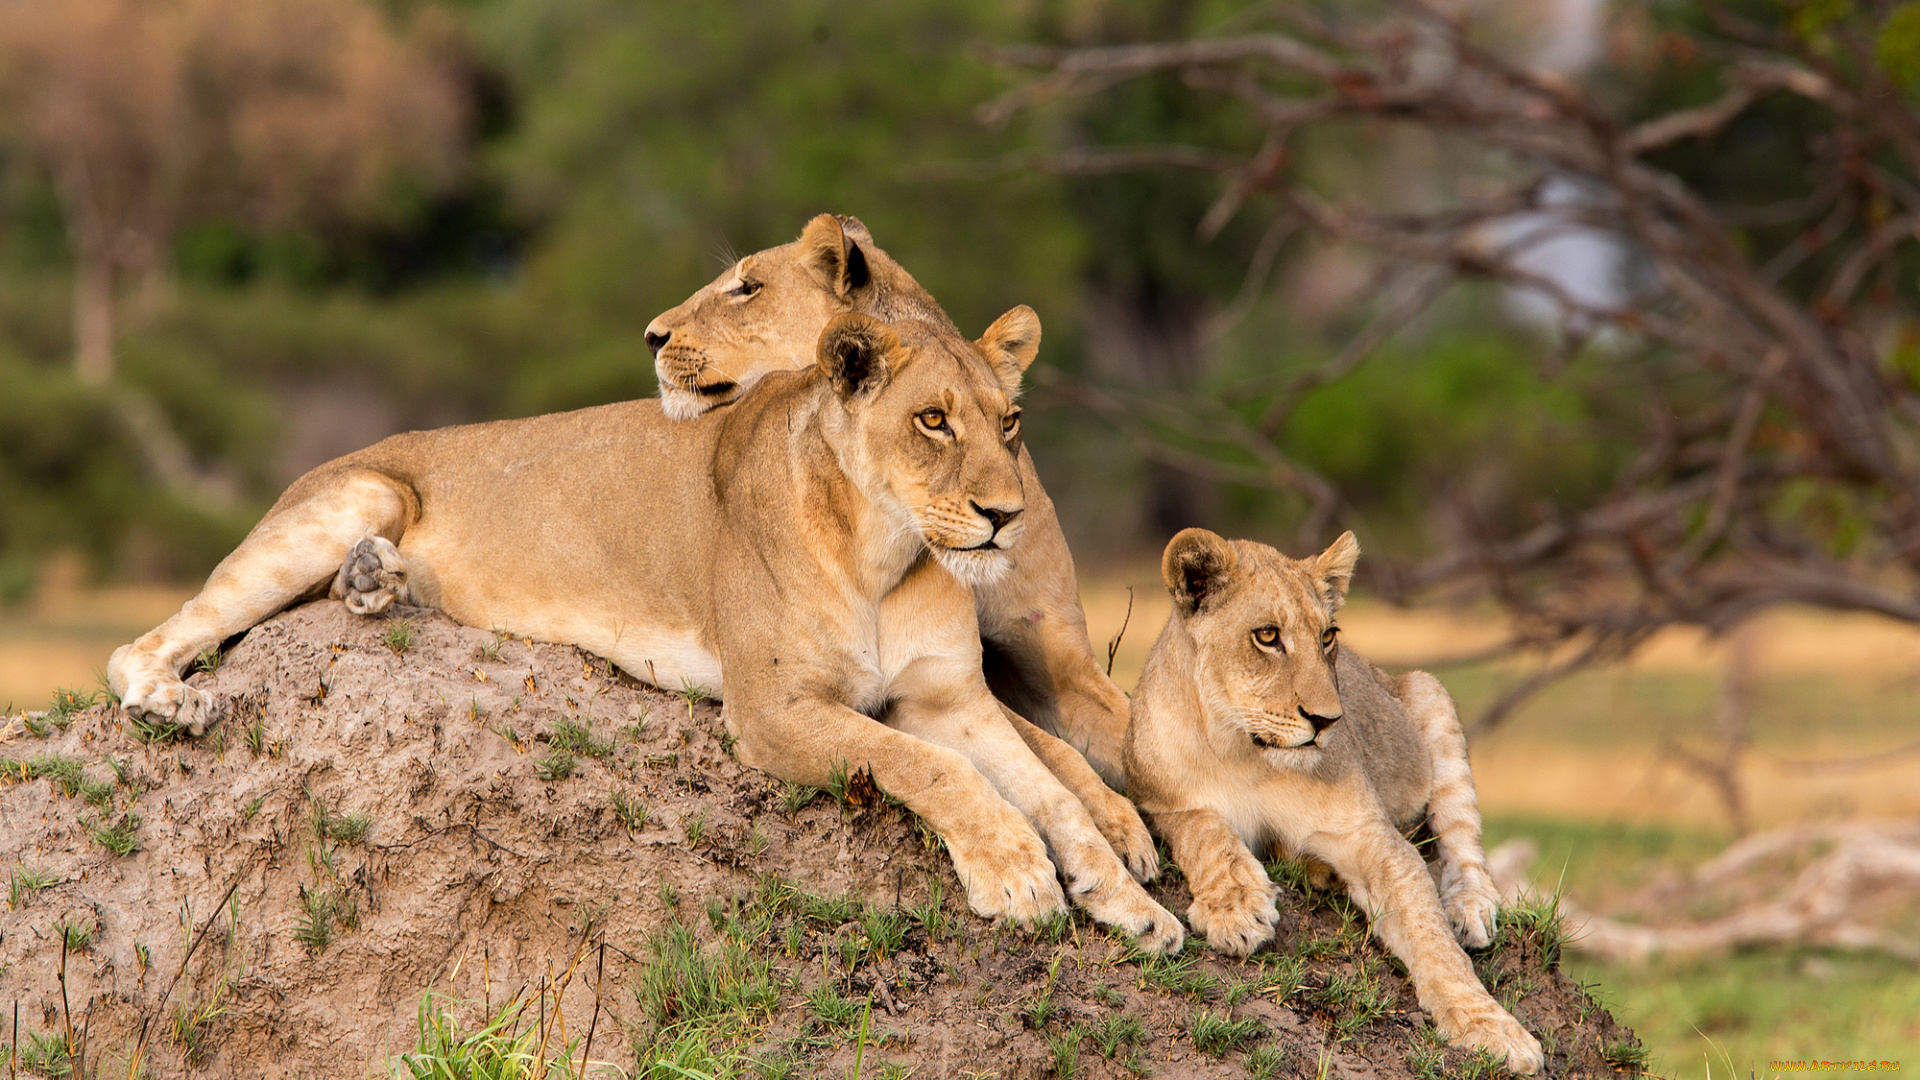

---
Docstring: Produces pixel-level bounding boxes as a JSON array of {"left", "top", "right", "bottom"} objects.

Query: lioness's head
[
  {"left": 813, "top": 307, "right": 1040, "bottom": 586},
  {"left": 646, "top": 214, "right": 953, "bottom": 420},
  {"left": 1158, "top": 529, "right": 1360, "bottom": 764}
]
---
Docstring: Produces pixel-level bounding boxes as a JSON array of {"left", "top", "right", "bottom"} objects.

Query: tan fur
[
  {"left": 107, "top": 312, "right": 1182, "bottom": 949},
  {"left": 645, "top": 215, "right": 1138, "bottom": 796},
  {"left": 1124, "top": 529, "right": 1542, "bottom": 1073}
]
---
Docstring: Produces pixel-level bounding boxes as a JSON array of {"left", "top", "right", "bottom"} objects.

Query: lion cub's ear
[
  {"left": 817, "top": 313, "right": 899, "bottom": 398},
  {"left": 1162, "top": 528, "right": 1238, "bottom": 617},
  {"left": 800, "top": 213, "right": 872, "bottom": 300},
  {"left": 976, "top": 305, "right": 1042, "bottom": 395},
  {"left": 1311, "top": 531, "right": 1360, "bottom": 613}
]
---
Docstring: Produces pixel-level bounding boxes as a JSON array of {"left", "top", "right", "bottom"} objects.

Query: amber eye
[
  {"left": 918, "top": 408, "right": 949, "bottom": 431},
  {"left": 727, "top": 279, "right": 761, "bottom": 298},
  {"left": 1322, "top": 626, "right": 1339, "bottom": 649},
  {"left": 1252, "top": 626, "right": 1281, "bottom": 650},
  {"left": 1002, "top": 411, "right": 1021, "bottom": 438}
]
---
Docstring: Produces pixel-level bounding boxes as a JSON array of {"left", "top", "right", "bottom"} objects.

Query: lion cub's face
[
  {"left": 646, "top": 214, "right": 937, "bottom": 421},
  {"left": 1159, "top": 529, "right": 1360, "bottom": 765},
  {"left": 814, "top": 309, "right": 1039, "bottom": 586}
]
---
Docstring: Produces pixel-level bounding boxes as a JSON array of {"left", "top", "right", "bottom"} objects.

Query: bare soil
[{"left": 2, "top": 602, "right": 1640, "bottom": 1078}]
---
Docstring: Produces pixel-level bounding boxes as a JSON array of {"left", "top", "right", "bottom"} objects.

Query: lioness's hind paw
[{"left": 332, "top": 536, "right": 409, "bottom": 616}]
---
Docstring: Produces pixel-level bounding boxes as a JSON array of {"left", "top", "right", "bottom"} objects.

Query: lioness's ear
[
  {"left": 800, "top": 213, "right": 872, "bottom": 300},
  {"left": 834, "top": 214, "right": 873, "bottom": 244},
  {"left": 816, "top": 313, "right": 898, "bottom": 398},
  {"left": 977, "top": 305, "right": 1042, "bottom": 395},
  {"left": 1162, "top": 528, "right": 1237, "bottom": 617},
  {"left": 1312, "top": 531, "right": 1360, "bottom": 613}
]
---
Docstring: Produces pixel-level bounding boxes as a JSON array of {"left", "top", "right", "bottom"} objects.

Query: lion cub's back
[{"left": 1325, "top": 647, "right": 1434, "bottom": 828}]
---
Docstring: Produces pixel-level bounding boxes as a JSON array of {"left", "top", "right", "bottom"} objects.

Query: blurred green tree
[{"left": 0, "top": 0, "right": 465, "bottom": 386}]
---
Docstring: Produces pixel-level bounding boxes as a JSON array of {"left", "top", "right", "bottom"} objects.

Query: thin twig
[{"left": 1106, "top": 586, "right": 1134, "bottom": 677}]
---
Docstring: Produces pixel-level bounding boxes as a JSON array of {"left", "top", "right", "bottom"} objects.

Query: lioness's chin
[
  {"left": 660, "top": 388, "right": 709, "bottom": 421},
  {"left": 932, "top": 546, "right": 1012, "bottom": 588}
]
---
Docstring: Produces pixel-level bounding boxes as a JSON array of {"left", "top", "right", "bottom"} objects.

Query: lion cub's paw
[
  {"left": 332, "top": 537, "right": 410, "bottom": 616},
  {"left": 1440, "top": 864, "right": 1502, "bottom": 948},
  {"left": 111, "top": 646, "right": 221, "bottom": 737},
  {"left": 1439, "top": 999, "right": 1544, "bottom": 1075},
  {"left": 947, "top": 825, "right": 1068, "bottom": 924},
  {"left": 1187, "top": 857, "right": 1280, "bottom": 957}
]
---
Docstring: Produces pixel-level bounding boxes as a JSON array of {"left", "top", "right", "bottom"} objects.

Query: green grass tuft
[
  {"left": 9, "top": 864, "right": 58, "bottom": 907},
  {"left": 87, "top": 810, "right": 142, "bottom": 856},
  {"left": 1190, "top": 1008, "right": 1263, "bottom": 1057},
  {"left": 533, "top": 748, "right": 576, "bottom": 781},
  {"left": 547, "top": 716, "right": 613, "bottom": 759},
  {"left": 383, "top": 617, "right": 417, "bottom": 654}
]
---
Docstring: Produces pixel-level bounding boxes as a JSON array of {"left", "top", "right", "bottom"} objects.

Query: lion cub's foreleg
[
  {"left": 1151, "top": 807, "right": 1278, "bottom": 956},
  {"left": 1395, "top": 671, "right": 1501, "bottom": 947},
  {"left": 1312, "top": 819, "right": 1544, "bottom": 1075},
  {"left": 109, "top": 469, "right": 413, "bottom": 734}
]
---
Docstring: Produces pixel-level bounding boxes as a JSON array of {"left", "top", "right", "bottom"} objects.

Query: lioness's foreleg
[
  {"left": 974, "top": 456, "right": 1132, "bottom": 788},
  {"left": 1003, "top": 709, "right": 1158, "bottom": 884},
  {"left": 1311, "top": 822, "right": 1543, "bottom": 1074},
  {"left": 1152, "top": 807, "right": 1279, "bottom": 956},
  {"left": 1396, "top": 671, "right": 1501, "bottom": 947},
  {"left": 109, "top": 469, "right": 414, "bottom": 733},
  {"left": 884, "top": 663, "right": 1181, "bottom": 951},
  {"left": 728, "top": 693, "right": 1067, "bottom": 924}
]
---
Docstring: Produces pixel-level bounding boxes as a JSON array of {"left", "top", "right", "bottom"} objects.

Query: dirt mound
[{"left": 2, "top": 603, "right": 1640, "bottom": 1079}]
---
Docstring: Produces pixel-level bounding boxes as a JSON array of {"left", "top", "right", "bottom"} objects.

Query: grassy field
[{"left": 6, "top": 561, "right": 1918, "bottom": 1077}]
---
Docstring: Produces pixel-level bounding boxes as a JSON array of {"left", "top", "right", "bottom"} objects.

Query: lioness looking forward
[
  {"left": 645, "top": 214, "right": 1135, "bottom": 787},
  {"left": 106, "top": 308, "right": 1183, "bottom": 945},
  {"left": 1125, "top": 529, "right": 1543, "bottom": 1072}
]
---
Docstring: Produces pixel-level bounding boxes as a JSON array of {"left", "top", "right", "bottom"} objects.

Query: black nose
[
  {"left": 971, "top": 502, "right": 1022, "bottom": 534},
  {"left": 645, "top": 329, "right": 671, "bottom": 357},
  {"left": 1300, "top": 706, "right": 1342, "bottom": 734}
]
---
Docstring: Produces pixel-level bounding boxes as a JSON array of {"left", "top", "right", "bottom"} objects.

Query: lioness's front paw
[
  {"left": 1437, "top": 998, "right": 1544, "bottom": 1075},
  {"left": 111, "top": 645, "right": 220, "bottom": 736},
  {"left": 945, "top": 823, "right": 1067, "bottom": 924},
  {"left": 1440, "top": 864, "right": 1501, "bottom": 948},
  {"left": 332, "top": 537, "right": 410, "bottom": 616},
  {"left": 1078, "top": 783, "right": 1160, "bottom": 883},
  {"left": 1187, "top": 857, "right": 1279, "bottom": 957},
  {"left": 1063, "top": 850, "right": 1183, "bottom": 954}
]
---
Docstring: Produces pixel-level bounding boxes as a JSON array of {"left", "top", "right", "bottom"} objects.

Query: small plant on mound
[
  {"left": 399, "top": 991, "right": 600, "bottom": 1080},
  {"left": 384, "top": 617, "right": 417, "bottom": 654},
  {"left": 9, "top": 864, "right": 57, "bottom": 908},
  {"left": 534, "top": 748, "right": 576, "bottom": 782},
  {"left": 311, "top": 797, "right": 371, "bottom": 845},
  {"left": 86, "top": 810, "right": 142, "bottom": 857},
  {"left": 126, "top": 712, "right": 189, "bottom": 744},
  {"left": 15, "top": 1030, "right": 70, "bottom": 1077},
  {"left": 1191, "top": 1008, "right": 1263, "bottom": 1057},
  {"left": 547, "top": 717, "right": 612, "bottom": 759}
]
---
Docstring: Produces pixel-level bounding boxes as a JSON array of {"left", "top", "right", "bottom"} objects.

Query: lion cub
[{"left": 1124, "top": 529, "right": 1543, "bottom": 1074}]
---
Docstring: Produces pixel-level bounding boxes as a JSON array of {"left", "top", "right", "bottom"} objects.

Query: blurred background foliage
[{"left": 0, "top": 0, "right": 1637, "bottom": 589}]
